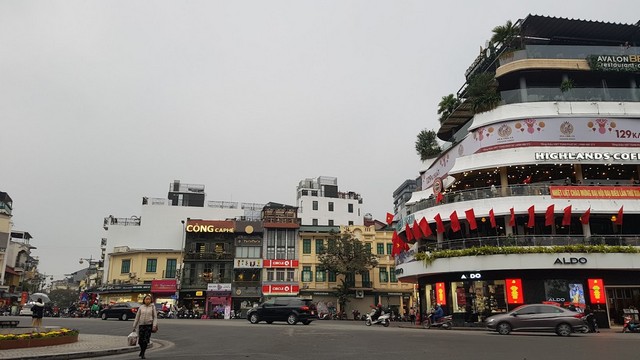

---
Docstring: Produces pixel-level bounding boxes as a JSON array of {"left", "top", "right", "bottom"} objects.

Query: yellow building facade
[{"left": 298, "top": 225, "right": 415, "bottom": 318}]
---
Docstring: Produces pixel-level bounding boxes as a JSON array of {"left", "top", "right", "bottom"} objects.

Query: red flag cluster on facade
[
  {"left": 450, "top": 211, "right": 461, "bottom": 232},
  {"left": 489, "top": 209, "right": 497, "bottom": 228},
  {"left": 419, "top": 217, "right": 432, "bottom": 237},
  {"left": 527, "top": 206, "right": 535, "bottom": 228},
  {"left": 435, "top": 192, "right": 443, "bottom": 204},
  {"left": 434, "top": 214, "right": 445, "bottom": 233},
  {"left": 581, "top": 208, "right": 591, "bottom": 224},
  {"left": 509, "top": 208, "right": 516, "bottom": 226},
  {"left": 391, "top": 231, "right": 408, "bottom": 258},
  {"left": 412, "top": 220, "right": 422, "bottom": 239},
  {"left": 405, "top": 223, "right": 414, "bottom": 242}
]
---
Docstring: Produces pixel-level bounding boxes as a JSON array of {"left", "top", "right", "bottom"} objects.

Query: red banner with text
[
  {"left": 505, "top": 278, "right": 524, "bottom": 305},
  {"left": 588, "top": 278, "right": 606, "bottom": 304},
  {"left": 550, "top": 186, "right": 640, "bottom": 199},
  {"left": 435, "top": 282, "right": 446, "bottom": 305}
]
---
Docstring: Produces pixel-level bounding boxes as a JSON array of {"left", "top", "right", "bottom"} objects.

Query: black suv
[
  {"left": 99, "top": 302, "right": 139, "bottom": 321},
  {"left": 247, "top": 298, "right": 316, "bottom": 325}
]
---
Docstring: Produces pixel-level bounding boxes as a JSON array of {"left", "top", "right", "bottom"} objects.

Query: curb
[{"left": 0, "top": 338, "right": 171, "bottom": 360}]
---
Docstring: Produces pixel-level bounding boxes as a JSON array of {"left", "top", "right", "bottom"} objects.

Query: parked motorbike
[
  {"left": 422, "top": 314, "right": 453, "bottom": 329},
  {"left": 365, "top": 310, "right": 390, "bottom": 327},
  {"left": 623, "top": 315, "right": 640, "bottom": 333},
  {"left": 318, "top": 312, "right": 331, "bottom": 320}
]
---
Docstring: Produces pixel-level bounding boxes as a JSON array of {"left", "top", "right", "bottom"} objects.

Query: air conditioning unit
[{"left": 355, "top": 290, "right": 364, "bottom": 299}]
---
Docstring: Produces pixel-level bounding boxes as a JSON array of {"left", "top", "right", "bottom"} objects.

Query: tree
[
  {"left": 437, "top": 94, "right": 461, "bottom": 122},
  {"left": 466, "top": 72, "right": 501, "bottom": 113},
  {"left": 317, "top": 230, "right": 378, "bottom": 312},
  {"left": 415, "top": 129, "right": 441, "bottom": 161},
  {"left": 490, "top": 20, "right": 520, "bottom": 48},
  {"left": 49, "top": 289, "right": 79, "bottom": 308}
]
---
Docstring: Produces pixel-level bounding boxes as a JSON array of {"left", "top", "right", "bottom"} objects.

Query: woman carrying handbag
[{"left": 132, "top": 295, "right": 158, "bottom": 359}]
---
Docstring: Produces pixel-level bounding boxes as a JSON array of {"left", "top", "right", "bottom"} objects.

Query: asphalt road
[{"left": 8, "top": 316, "right": 640, "bottom": 360}]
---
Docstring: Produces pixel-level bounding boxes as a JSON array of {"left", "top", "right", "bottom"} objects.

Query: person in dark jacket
[{"left": 31, "top": 298, "right": 45, "bottom": 331}]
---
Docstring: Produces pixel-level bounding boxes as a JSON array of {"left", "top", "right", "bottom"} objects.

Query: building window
[
  {"left": 315, "top": 268, "right": 325, "bottom": 282},
  {"left": 365, "top": 243, "right": 371, "bottom": 253},
  {"left": 302, "top": 266, "right": 312, "bottom": 282},
  {"left": 361, "top": 271, "right": 370, "bottom": 287},
  {"left": 315, "top": 239, "right": 324, "bottom": 254},
  {"left": 390, "top": 267, "right": 397, "bottom": 282},
  {"left": 311, "top": 190, "right": 318, "bottom": 196},
  {"left": 328, "top": 202, "right": 334, "bottom": 212},
  {"left": 121, "top": 259, "right": 131, "bottom": 274},
  {"left": 328, "top": 220, "right": 334, "bottom": 226},
  {"left": 348, "top": 221, "right": 354, "bottom": 225},
  {"left": 348, "top": 204, "right": 353, "bottom": 213},
  {"left": 312, "top": 201, "right": 318, "bottom": 210},
  {"left": 236, "top": 246, "right": 261, "bottom": 258},
  {"left": 286, "top": 269, "right": 295, "bottom": 282},
  {"left": 376, "top": 243, "right": 384, "bottom": 255},
  {"left": 312, "top": 219, "right": 318, "bottom": 226},
  {"left": 328, "top": 270, "right": 336, "bottom": 282},
  {"left": 386, "top": 243, "right": 393, "bottom": 255},
  {"left": 165, "top": 259, "right": 177, "bottom": 278},
  {"left": 146, "top": 259, "right": 157, "bottom": 273},
  {"left": 276, "top": 269, "right": 285, "bottom": 281},
  {"left": 303, "top": 239, "right": 312, "bottom": 254},
  {"left": 266, "top": 269, "right": 275, "bottom": 281},
  {"left": 379, "top": 267, "right": 388, "bottom": 282}
]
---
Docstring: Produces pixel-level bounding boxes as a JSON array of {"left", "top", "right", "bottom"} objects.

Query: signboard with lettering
[
  {"left": 263, "top": 259, "right": 299, "bottom": 268},
  {"left": 235, "top": 237, "right": 262, "bottom": 246},
  {"left": 506, "top": 278, "right": 524, "bottom": 304},
  {"left": 262, "top": 284, "right": 299, "bottom": 295},
  {"left": 207, "top": 283, "right": 232, "bottom": 292},
  {"left": 186, "top": 220, "right": 235, "bottom": 233},
  {"left": 550, "top": 186, "right": 640, "bottom": 199},
  {"left": 435, "top": 282, "right": 446, "bottom": 305},
  {"left": 588, "top": 278, "right": 606, "bottom": 304},
  {"left": 234, "top": 258, "right": 263, "bottom": 269},
  {"left": 587, "top": 54, "right": 640, "bottom": 72}
]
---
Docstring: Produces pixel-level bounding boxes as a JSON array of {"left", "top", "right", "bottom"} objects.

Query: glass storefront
[{"left": 425, "top": 280, "right": 507, "bottom": 323}]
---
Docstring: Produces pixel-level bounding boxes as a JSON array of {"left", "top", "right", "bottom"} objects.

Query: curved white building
[{"left": 396, "top": 15, "right": 640, "bottom": 328}]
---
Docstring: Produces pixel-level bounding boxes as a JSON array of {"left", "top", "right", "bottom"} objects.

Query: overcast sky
[{"left": 1, "top": 1, "right": 637, "bottom": 280}]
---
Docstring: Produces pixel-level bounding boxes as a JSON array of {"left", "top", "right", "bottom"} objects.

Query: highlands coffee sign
[{"left": 554, "top": 257, "right": 588, "bottom": 265}]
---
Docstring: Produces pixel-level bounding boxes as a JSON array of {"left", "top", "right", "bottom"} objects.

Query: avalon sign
[{"left": 554, "top": 257, "right": 588, "bottom": 265}]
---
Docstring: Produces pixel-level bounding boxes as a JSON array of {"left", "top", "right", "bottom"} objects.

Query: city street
[{"left": 6, "top": 316, "right": 639, "bottom": 360}]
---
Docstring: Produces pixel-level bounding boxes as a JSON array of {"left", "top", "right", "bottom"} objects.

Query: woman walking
[
  {"left": 132, "top": 295, "right": 157, "bottom": 359},
  {"left": 31, "top": 298, "right": 45, "bottom": 331}
]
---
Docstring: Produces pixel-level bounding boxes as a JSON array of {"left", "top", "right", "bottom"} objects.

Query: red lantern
[{"left": 435, "top": 282, "right": 447, "bottom": 305}]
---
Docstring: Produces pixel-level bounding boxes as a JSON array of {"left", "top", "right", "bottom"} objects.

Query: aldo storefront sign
[{"left": 554, "top": 257, "right": 588, "bottom": 265}]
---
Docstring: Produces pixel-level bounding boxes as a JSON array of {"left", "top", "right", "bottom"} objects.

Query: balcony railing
[
  {"left": 501, "top": 87, "right": 640, "bottom": 105},
  {"left": 184, "top": 252, "right": 234, "bottom": 261},
  {"left": 422, "top": 234, "right": 640, "bottom": 252},
  {"left": 409, "top": 182, "right": 638, "bottom": 215}
]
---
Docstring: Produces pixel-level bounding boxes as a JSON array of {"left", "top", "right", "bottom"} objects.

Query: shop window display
[{"left": 448, "top": 281, "right": 506, "bottom": 323}]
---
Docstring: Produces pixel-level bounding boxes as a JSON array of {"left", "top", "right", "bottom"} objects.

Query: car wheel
[
  {"left": 249, "top": 313, "right": 260, "bottom": 324},
  {"left": 497, "top": 322, "right": 512, "bottom": 335},
  {"left": 120, "top": 313, "right": 128, "bottom": 321},
  {"left": 287, "top": 314, "right": 298, "bottom": 325},
  {"left": 302, "top": 320, "right": 310, "bottom": 325},
  {"left": 556, "top": 323, "right": 572, "bottom": 337},
  {"left": 365, "top": 319, "right": 372, "bottom": 326},
  {"left": 383, "top": 319, "right": 390, "bottom": 327},
  {"left": 101, "top": 313, "right": 107, "bottom": 320}
]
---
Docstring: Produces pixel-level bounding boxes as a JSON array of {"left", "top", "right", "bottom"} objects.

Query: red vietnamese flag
[
  {"left": 581, "top": 208, "right": 591, "bottom": 225},
  {"left": 562, "top": 205, "right": 572, "bottom": 226},
  {"left": 436, "top": 192, "right": 443, "bottom": 204},
  {"left": 489, "top": 209, "right": 497, "bottom": 228},
  {"left": 412, "top": 220, "right": 423, "bottom": 240},
  {"left": 405, "top": 223, "right": 414, "bottom": 242},
  {"left": 615, "top": 206, "right": 623, "bottom": 225},
  {"left": 509, "top": 208, "right": 516, "bottom": 227},
  {"left": 527, "top": 205, "right": 535, "bottom": 228},
  {"left": 434, "top": 214, "right": 445, "bottom": 233},
  {"left": 465, "top": 209, "right": 478, "bottom": 230},
  {"left": 386, "top": 212, "right": 394, "bottom": 225},
  {"left": 419, "top": 217, "right": 432, "bottom": 237},
  {"left": 391, "top": 231, "right": 400, "bottom": 258},
  {"left": 450, "top": 211, "right": 461, "bottom": 232},
  {"left": 545, "top": 205, "right": 554, "bottom": 226}
]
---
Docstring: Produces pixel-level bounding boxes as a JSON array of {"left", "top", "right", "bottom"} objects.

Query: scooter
[
  {"left": 622, "top": 315, "right": 640, "bottom": 333},
  {"left": 423, "top": 314, "right": 453, "bottom": 329},
  {"left": 365, "top": 310, "right": 390, "bottom": 327}
]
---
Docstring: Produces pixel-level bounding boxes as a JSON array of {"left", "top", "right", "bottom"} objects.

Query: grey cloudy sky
[{"left": 1, "top": 1, "right": 637, "bottom": 279}]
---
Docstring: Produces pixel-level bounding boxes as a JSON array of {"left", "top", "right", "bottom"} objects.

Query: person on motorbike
[
  {"left": 429, "top": 304, "right": 444, "bottom": 324},
  {"left": 371, "top": 304, "right": 383, "bottom": 322}
]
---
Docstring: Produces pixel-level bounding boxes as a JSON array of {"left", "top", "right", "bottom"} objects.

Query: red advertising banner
[
  {"left": 151, "top": 279, "right": 177, "bottom": 293},
  {"left": 262, "top": 284, "right": 300, "bottom": 295},
  {"left": 435, "top": 282, "right": 446, "bottom": 305},
  {"left": 262, "top": 259, "right": 299, "bottom": 268},
  {"left": 20, "top": 291, "right": 28, "bottom": 305},
  {"left": 550, "top": 186, "right": 640, "bottom": 199},
  {"left": 588, "top": 278, "right": 606, "bottom": 304},
  {"left": 505, "top": 278, "right": 524, "bottom": 304}
]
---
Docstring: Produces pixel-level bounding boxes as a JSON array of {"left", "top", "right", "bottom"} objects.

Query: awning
[{"left": 4, "top": 266, "right": 19, "bottom": 276}]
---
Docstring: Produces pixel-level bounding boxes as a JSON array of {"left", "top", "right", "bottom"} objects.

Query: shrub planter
[{"left": 0, "top": 329, "right": 79, "bottom": 350}]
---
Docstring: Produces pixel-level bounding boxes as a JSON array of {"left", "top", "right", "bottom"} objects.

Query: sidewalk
[{"left": 0, "top": 334, "right": 167, "bottom": 360}]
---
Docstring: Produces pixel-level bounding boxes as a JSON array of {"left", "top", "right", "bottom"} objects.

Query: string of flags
[{"left": 389, "top": 205, "right": 622, "bottom": 254}]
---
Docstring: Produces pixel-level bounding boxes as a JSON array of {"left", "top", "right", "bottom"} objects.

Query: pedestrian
[
  {"left": 409, "top": 307, "right": 416, "bottom": 325},
  {"left": 31, "top": 298, "right": 45, "bottom": 331},
  {"left": 132, "top": 295, "right": 158, "bottom": 359}
]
